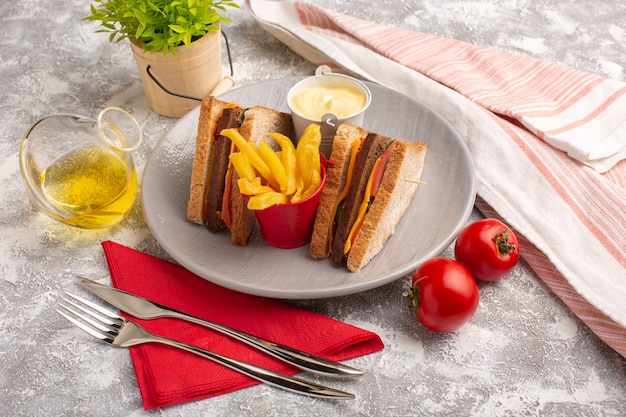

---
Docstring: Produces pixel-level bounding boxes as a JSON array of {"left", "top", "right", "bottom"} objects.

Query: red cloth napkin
[{"left": 101, "top": 241, "right": 384, "bottom": 410}]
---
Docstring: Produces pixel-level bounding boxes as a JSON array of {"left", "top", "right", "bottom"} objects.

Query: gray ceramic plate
[{"left": 142, "top": 78, "right": 475, "bottom": 299}]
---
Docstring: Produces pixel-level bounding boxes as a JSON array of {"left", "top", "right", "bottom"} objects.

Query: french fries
[{"left": 221, "top": 124, "right": 323, "bottom": 210}]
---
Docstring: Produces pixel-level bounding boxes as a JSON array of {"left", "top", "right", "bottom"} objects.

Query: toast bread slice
[
  {"left": 310, "top": 123, "right": 368, "bottom": 259},
  {"left": 346, "top": 140, "right": 427, "bottom": 272},
  {"left": 187, "top": 97, "right": 238, "bottom": 224}
]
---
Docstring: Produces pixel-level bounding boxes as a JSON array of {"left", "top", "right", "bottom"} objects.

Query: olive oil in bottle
[{"left": 41, "top": 146, "right": 137, "bottom": 229}]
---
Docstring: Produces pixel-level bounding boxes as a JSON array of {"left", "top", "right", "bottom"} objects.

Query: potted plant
[{"left": 85, "top": 0, "right": 239, "bottom": 117}]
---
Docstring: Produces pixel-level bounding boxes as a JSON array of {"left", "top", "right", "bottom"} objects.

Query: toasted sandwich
[
  {"left": 187, "top": 97, "right": 295, "bottom": 245},
  {"left": 310, "top": 123, "right": 427, "bottom": 271}
]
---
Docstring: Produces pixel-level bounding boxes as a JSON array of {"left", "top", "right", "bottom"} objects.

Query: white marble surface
[{"left": 1, "top": 0, "right": 625, "bottom": 416}]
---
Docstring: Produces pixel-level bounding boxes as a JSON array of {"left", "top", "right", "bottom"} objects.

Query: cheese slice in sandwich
[
  {"left": 310, "top": 123, "right": 427, "bottom": 271},
  {"left": 330, "top": 132, "right": 390, "bottom": 266}
]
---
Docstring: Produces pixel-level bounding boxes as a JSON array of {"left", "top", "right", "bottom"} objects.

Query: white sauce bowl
[{"left": 288, "top": 66, "right": 371, "bottom": 157}]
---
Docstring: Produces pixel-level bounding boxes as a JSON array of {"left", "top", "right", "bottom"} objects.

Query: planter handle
[{"left": 145, "top": 30, "right": 234, "bottom": 102}]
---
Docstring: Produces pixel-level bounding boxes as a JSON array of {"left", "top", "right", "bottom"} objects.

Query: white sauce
[{"left": 290, "top": 85, "right": 367, "bottom": 119}]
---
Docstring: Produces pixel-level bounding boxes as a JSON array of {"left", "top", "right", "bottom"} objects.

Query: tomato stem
[
  {"left": 402, "top": 285, "right": 420, "bottom": 310},
  {"left": 494, "top": 228, "right": 517, "bottom": 256}
]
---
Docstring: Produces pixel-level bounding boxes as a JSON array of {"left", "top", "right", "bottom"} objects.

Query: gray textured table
[{"left": 2, "top": 1, "right": 625, "bottom": 416}]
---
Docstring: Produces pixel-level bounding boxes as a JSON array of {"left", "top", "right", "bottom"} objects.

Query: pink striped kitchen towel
[{"left": 247, "top": 0, "right": 626, "bottom": 357}]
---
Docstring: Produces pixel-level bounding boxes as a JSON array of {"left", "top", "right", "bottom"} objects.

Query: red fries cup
[{"left": 255, "top": 160, "right": 327, "bottom": 249}]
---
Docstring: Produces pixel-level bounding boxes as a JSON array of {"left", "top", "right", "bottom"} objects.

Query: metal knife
[{"left": 76, "top": 275, "right": 363, "bottom": 377}]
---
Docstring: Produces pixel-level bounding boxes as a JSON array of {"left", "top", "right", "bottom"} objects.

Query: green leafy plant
[{"left": 84, "top": 0, "right": 239, "bottom": 56}]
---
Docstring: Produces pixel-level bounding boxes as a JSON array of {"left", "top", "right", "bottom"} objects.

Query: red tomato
[
  {"left": 404, "top": 258, "right": 479, "bottom": 332},
  {"left": 454, "top": 218, "right": 520, "bottom": 281}
]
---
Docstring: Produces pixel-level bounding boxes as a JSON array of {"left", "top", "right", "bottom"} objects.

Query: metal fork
[{"left": 57, "top": 293, "right": 354, "bottom": 400}]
